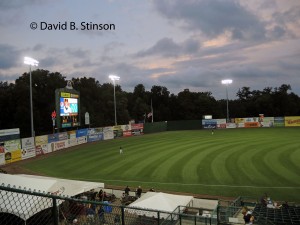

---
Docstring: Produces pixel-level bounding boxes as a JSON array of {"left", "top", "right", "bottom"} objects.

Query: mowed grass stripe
[
  {"left": 22, "top": 128, "right": 300, "bottom": 201},
  {"left": 264, "top": 145, "right": 300, "bottom": 185},
  {"left": 282, "top": 147, "right": 300, "bottom": 180}
]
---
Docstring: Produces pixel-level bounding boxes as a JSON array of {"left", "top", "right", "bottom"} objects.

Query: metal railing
[{"left": 0, "top": 184, "right": 216, "bottom": 225}]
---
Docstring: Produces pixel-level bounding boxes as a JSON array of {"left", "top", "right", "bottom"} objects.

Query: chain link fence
[{"left": 0, "top": 184, "right": 218, "bottom": 225}]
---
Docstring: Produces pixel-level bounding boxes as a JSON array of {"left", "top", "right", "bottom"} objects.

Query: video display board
[{"left": 55, "top": 85, "right": 80, "bottom": 129}]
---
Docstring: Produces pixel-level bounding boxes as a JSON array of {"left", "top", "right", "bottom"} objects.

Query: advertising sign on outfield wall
[
  {"left": 202, "top": 119, "right": 217, "bottom": 129},
  {"left": 35, "top": 135, "right": 49, "bottom": 156},
  {"left": 285, "top": 116, "right": 300, "bottom": 127},
  {"left": 35, "top": 144, "right": 49, "bottom": 156},
  {"left": 216, "top": 119, "right": 226, "bottom": 128},
  {"left": 103, "top": 127, "right": 114, "bottom": 140},
  {"left": 244, "top": 122, "right": 260, "bottom": 128},
  {"left": 68, "top": 130, "right": 77, "bottom": 139},
  {"left": 67, "top": 130, "right": 77, "bottom": 147},
  {"left": 274, "top": 117, "right": 285, "bottom": 127},
  {"left": 0, "top": 128, "right": 20, "bottom": 142},
  {"left": 53, "top": 140, "right": 68, "bottom": 151},
  {"left": 77, "top": 136, "right": 87, "bottom": 145},
  {"left": 58, "top": 132, "right": 68, "bottom": 141},
  {"left": 87, "top": 128, "right": 103, "bottom": 142},
  {"left": 226, "top": 123, "right": 237, "bottom": 128},
  {"left": 48, "top": 133, "right": 59, "bottom": 143},
  {"left": 35, "top": 135, "right": 48, "bottom": 146},
  {"left": 234, "top": 118, "right": 245, "bottom": 128},
  {"left": 259, "top": 117, "right": 275, "bottom": 127},
  {"left": 4, "top": 139, "right": 22, "bottom": 163},
  {"left": 0, "top": 142, "right": 5, "bottom": 165},
  {"left": 121, "top": 124, "right": 132, "bottom": 137},
  {"left": 0, "top": 153, "right": 4, "bottom": 165},
  {"left": 113, "top": 125, "right": 123, "bottom": 138},
  {"left": 21, "top": 137, "right": 36, "bottom": 160},
  {"left": 68, "top": 138, "right": 78, "bottom": 147},
  {"left": 76, "top": 129, "right": 88, "bottom": 137},
  {"left": 131, "top": 123, "right": 144, "bottom": 136}
]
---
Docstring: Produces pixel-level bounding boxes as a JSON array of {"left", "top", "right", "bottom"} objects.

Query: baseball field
[{"left": 21, "top": 127, "right": 300, "bottom": 202}]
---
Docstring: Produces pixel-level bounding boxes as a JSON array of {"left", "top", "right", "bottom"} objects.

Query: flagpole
[{"left": 151, "top": 98, "right": 153, "bottom": 123}]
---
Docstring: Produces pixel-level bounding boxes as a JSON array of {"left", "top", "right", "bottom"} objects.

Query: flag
[{"left": 147, "top": 112, "right": 152, "bottom": 118}]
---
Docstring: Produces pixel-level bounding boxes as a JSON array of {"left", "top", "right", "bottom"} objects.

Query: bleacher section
[{"left": 253, "top": 203, "right": 300, "bottom": 225}]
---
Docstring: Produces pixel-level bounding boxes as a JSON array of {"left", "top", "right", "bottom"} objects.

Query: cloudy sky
[{"left": 0, "top": 0, "right": 300, "bottom": 99}]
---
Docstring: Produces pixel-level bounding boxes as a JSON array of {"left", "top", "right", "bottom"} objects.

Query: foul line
[{"left": 77, "top": 178, "right": 300, "bottom": 189}]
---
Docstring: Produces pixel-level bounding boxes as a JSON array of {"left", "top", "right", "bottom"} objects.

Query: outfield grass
[{"left": 23, "top": 128, "right": 300, "bottom": 201}]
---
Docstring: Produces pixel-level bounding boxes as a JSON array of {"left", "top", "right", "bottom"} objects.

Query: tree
[{"left": 12, "top": 70, "right": 66, "bottom": 137}]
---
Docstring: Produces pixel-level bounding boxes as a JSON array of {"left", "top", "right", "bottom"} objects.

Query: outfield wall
[
  {"left": 0, "top": 116, "right": 300, "bottom": 166},
  {"left": 0, "top": 123, "right": 144, "bottom": 166}
]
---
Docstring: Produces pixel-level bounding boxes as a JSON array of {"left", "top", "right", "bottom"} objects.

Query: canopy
[
  {"left": 127, "top": 192, "right": 193, "bottom": 219},
  {"left": 0, "top": 173, "right": 104, "bottom": 221}
]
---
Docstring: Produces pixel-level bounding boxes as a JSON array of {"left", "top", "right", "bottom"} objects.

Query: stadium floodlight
[
  {"left": 24, "top": 57, "right": 39, "bottom": 137},
  {"left": 109, "top": 75, "right": 120, "bottom": 126},
  {"left": 221, "top": 79, "right": 233, "bottom": 123}
]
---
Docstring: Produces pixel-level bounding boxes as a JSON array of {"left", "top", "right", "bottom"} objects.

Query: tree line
[{"left": 0, "top": 69, "right": 299, "bottom": 138}]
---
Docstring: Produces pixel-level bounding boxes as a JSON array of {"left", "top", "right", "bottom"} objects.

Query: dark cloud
[
  {"left": 0, "top": 72, "right": 19, "bottom": 82},
  {"left": 65, "top": 48, "right": 89, "bottom": 59},
  {"left": 0, "top": 0, "right": 53, "bottom": 10},
  {"left": 39, "top": 57, "right": 59, "bottom": 67},
  {"left": 0, "top": 44, "right": 20, "bottom": 69},
  {"left": 73, "top": 59, "right": 98, "bottom": 68},
  {"left": 273, "top": 6, "right": 300, "bottom": 25},
  {"left": 32, "top": 44, "right": 44, "bottom": 51},
  {"left": 271, "top": 6, "right": 300, "bottom": 38},
  {"left": 135, "top": 37, "right": 200, "bottom": 57},
  {"left": 270, "top": 26, "right": 286, "bottom": 38},
  {"left": 153, "top": 0, "right": 266, "bottom": 40}
]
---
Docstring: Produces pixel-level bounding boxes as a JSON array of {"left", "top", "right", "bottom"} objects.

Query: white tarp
[
  {"left": 0, "top": 173, "right": 104, "bottom": 221},
  {"left": 127, "top": 192, "right": 193, "bottom": 219}
]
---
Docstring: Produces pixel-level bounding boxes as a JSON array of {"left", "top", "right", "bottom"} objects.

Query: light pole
[
  {"left": 221, "top": 79, "right": 233, "bottom": 123},
  {"left": 24, "top": 57, "right": 39, "bottom": 137},
  {"left": 109, "top": 75, "right": 120, "bottom": 126}
]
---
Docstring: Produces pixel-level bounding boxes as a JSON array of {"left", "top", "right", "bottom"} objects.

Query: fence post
[
  {"left": 217, "top": 205, "right": 219, "bottom": 225},
  {"left": 52, "top": 197, "right": 59, "bottom": 225},
  {"left": 121, "top": 206, "right": 125, "bottom": 225}
]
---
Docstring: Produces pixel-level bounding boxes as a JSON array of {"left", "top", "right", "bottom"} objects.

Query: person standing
[
  {"left": 119, "top": 147, "right": 123, "bottom": 154},
  {"left": 124, "top": 186, "right": 130, "bottom": 196},
  {"left": 136, "top": 186, "right": 142, "bottom": 198}
]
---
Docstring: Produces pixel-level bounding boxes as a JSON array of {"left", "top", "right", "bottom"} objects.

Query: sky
[{"left": 0, "top": 0, "right": 300, "bottom": 100}]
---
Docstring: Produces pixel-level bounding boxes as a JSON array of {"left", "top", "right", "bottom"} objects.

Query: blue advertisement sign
[
  {"left": 48, "top": 133, "right": 59, "bottom": 143},
  {"left": 76, "top": 129, "right": 88, "bottom": 137},
  {"left": 274, "top": 117, "right": 284, "bottom": 127},
  {"left": 87, "top": 128, "right": 103, "bottom": 142},
  {"left": 202, "top": 119, "right": 217, "bottom": 129}
]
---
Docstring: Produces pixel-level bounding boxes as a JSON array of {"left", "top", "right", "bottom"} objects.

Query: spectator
[
  {"left": 242, "top": 207, "right": 254, "bottom": 225},
  {"left": 98, "top": 189, "right": 103, "bottom": 201},
  {"left": 260, "top": 193, "right": 268, "bottom": 206},
  {"left": 98, "top": 206, "right": 105, "bottom": 223},
  {"left": 149, "top": 187, "right": 155, "bottom": 192},
  {"left": 136, "top": 186, "right": 142, "bottom": 198},
  {"left": 281, "top": 201, "right": 289, "bottom": 209},
  {"left": 125, "top": 185, "right": 130, "bottom": 196}
]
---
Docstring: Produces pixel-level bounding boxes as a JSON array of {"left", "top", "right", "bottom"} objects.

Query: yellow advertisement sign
[
  {"left": 285, "top": 116, "right": 300, "bottom": 127},
  {"left": 5, "top": 149, "right": 21, "bottom": 163},
  {"left": 35, "top": 135, "right": 49, "bottom": 145}
]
